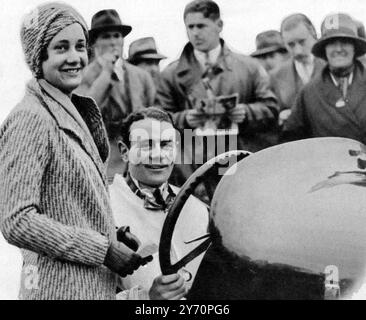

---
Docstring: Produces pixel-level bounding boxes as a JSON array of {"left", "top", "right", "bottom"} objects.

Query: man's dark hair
[
  {"left": 119, "top": 107, "right": 175, "bottom": 148},
  {"left": 281, "top": 13, "right": 317, "bottom": 40},
  {"left": 183, "top": 0, "right": 220, "bottom": 21}
]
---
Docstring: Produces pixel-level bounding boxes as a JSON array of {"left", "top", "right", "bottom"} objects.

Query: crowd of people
[{"left": 1, "top": 0, "right": 366, "bottom": 300}]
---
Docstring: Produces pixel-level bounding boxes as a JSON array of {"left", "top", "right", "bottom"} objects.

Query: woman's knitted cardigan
[{"left": 0, "top": 79, "right": 118, "bottom": 299}]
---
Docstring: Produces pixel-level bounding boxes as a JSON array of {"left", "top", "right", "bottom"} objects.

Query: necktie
[
  {"left": 142, "top": 188, "right": 166, "bottom": 211},
  {"left": 335, "top": 76, "right": 348, "bottom": 108},
  {"left": 203, "top": 52, "right": 214, "bottom": 79},
  {"left": 338, "top": 77, "right": 348, "bottom": 99},
  {"left": 204, "top": 52, "right": 211, "bottom": 69}
]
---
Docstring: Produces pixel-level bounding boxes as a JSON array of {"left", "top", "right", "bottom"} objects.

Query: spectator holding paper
[{"left": 156, "top": 0, "right": 278, "bottom": 188}]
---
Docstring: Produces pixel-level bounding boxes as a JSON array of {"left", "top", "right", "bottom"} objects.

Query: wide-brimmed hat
[
  {"left": 251, "top": 30, "right": 287, "bottom": 57},
  {"left": 312, "top": 13, "right": 366, "bottom": 59},
  {"left": 127, "top": 37, "right": 167, "bottom": 64},
  {"left": 355, "top": 19, "right": 366, "bottom": 39},
  {"left": 89, "top": 9, "right": 132, "bottom": 43}
]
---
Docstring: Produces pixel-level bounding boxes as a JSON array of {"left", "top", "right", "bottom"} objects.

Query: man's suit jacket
[
  {"left": 76, "top": 59, "right": 156, "bottom": 182},
  {"left": 270, "top": 58, "right": 326, "bottom": 111},
  {"left": 76, "top": 59, "right": 156, "bottom": 140}
]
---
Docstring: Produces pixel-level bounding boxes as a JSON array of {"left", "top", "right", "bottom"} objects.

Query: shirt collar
[
  {"left": 294, "top": 55, "right": 315, "bottom": 84},
  {"left": 113, "top": 58, "right": 124, "bottom": 81},
  {"left": 194, "top": 44, "right": 222, "bottom": 69},
  {"left": 329, "top": 72, "right": 354, "bottom": 87}
]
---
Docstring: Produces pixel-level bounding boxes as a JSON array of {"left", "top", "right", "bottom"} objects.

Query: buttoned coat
[
  {"left": 157, "top": 40, "right": 278, "bottom": 146},
  {"left": 0, "top": 79, "right": 118, "bottom": 300},
  {"left": 156, "top": 40, "right": 278, "bottom": 185},
  {"left": 282, "top": 61, "right": 366, "bottom": 144}
]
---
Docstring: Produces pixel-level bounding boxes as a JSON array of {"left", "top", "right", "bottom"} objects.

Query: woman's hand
[{"left": 104, "top": 240, "right": 153, "bottom": 277}]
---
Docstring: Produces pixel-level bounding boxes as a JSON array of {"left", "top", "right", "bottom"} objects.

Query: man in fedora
[
  {"left": 251, "top": 30, "right": 289, "bottom": 72},
  {"left": 270, "top": 14, "right": 325, "bottom": 126},
  {"left": 282, "top": 13, "right": 366, "bottom": 145},
  {"left": 76, "top": 9, "right": 156, "bottom": 183},
  {"left": 128, "top": 37, "right": 167, "bottom": 86}
]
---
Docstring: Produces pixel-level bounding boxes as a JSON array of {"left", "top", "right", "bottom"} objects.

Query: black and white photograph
[{"left": 1, "top": 0, "right": 366, "bottom": 302}]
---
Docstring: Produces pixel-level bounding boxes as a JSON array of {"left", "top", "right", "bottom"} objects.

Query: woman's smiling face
[{"left": 42, "top": 23, "right": 88, "bottom": 95}]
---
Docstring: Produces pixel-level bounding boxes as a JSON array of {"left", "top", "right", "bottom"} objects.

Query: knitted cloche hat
[{"left": 20, "top": 2, "right": 88, "bottom": 79}]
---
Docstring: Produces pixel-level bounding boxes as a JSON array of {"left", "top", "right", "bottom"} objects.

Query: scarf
[{"left": 125, "top": 172, "right": 176, "bottom": 211}]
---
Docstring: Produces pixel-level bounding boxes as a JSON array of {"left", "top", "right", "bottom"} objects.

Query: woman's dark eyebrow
[
  {"left": 53, "top": 39, "right": 86, "bottom": 44},
  {"left": 53, "top": 39, "right": 69, "bottom": 45}
]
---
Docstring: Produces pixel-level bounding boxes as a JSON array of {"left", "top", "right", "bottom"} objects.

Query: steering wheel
[{"left": 159, "top": 150, "right": 251, "bottom": 275}]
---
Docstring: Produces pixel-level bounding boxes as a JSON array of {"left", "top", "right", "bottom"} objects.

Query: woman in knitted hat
[{"left": 0, "top": 2, "right": 150, "bottom": 300}]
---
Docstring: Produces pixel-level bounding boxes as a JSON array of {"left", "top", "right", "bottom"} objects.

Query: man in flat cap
[
  {"left": 282, "top": 13, "right": 366, "bottom": 144},
  {"left": 270, "top": 14, "right": 325, "bottom": 126},
  {"left": 76, "top": 9, "right": 156, "bottom": 183},
  {"left": 128, "top": 37, "right": 167, "bottom": 87},
  {"left": 251, "top": 30, "right": 289, "bottom": 72},
  {"left": 156, "top": 0, "right": 278, "bottom": 191}
]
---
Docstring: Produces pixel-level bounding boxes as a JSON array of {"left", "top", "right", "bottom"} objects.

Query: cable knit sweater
[{"left": 0, "top": 79, "right": 118, "bottom": 300}]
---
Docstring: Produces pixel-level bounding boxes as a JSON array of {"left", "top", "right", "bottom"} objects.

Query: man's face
[
  {"left": 257, "top": 51, "right": 289, "bottom": 72},
  {"left": 325, "top": 39, "right": 355, "bottom": 69},
  {"left": 93, "top": 30, "right": 124, "bottom": 59},
  {"left": 126, "top": 118, "right": 176, "bottom": 188},
  {"left": 282, "top": 23, "right": 317, "bottom": 64},
  {"left": 136, "top": 60, "right": 160, "bottom": 83},
  {"left": 184, "top": 12, "right": 222, "bottom": 52}
]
